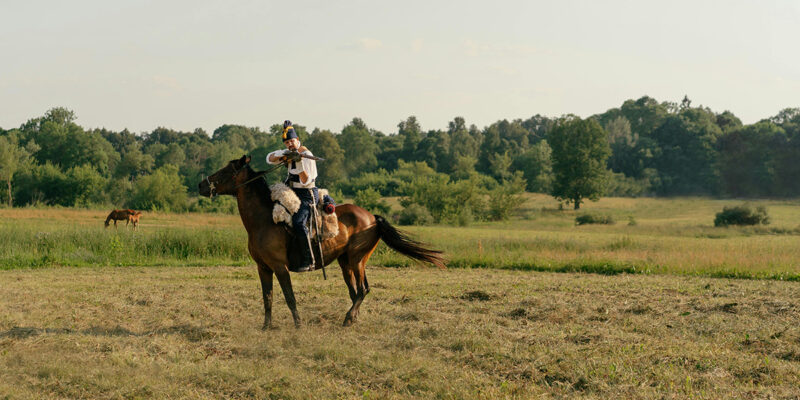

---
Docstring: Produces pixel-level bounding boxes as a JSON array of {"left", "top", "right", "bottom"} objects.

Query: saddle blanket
[{"left": 269, "top": 183, "right": 339, "bottom": 239}]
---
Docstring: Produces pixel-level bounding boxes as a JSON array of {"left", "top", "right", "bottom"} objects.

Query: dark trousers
[{"left": 291, "top": 188, "right": 317, "bottom": 265}]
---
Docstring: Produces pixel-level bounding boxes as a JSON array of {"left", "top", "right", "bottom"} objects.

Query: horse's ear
[
  {"left": 238, "top": 155, "right": 250, "bottom": 165},
  {"left": 245, "top": 155, "right": 251, "bottom": 164}
]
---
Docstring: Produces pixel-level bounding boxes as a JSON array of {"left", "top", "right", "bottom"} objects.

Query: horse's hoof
[{"left": 342, "top": 317, "right": 355, "bottom": 327}]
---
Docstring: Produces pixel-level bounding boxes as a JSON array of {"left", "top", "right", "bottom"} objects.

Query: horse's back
[{"left": 335, "top": 204, "right": 374, "bottom": 230}]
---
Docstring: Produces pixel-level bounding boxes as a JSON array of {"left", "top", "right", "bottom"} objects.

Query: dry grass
[{"left": 2, "top": 266, "right": 800, "bottom": 399}]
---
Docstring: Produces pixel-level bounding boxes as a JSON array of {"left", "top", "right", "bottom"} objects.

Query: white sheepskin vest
[{"left": 269, "top": 184, "right": 339, "bottom": 239}]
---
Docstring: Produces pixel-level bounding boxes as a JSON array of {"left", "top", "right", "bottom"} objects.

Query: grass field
[
  {"left": 1, "top": 266, "right": 799, "bottom": 398},
  {"left": 2, "top": 195, "right": 799, "bottom": 279},
  {"left": 1, "top": 196, "right": 799, "bottom": 398}
]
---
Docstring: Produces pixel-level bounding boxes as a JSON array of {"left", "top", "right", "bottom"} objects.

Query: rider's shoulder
[{"left": 298, "top": 146, "right": 310, "bottom": 154}]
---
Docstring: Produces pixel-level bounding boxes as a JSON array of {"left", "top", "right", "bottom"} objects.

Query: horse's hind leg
[
  {"left": 341, "top": 245, "right": 377, "bottom": 327},
  {"left": 275, "top": 268, "right": 301, "bottom": 328}
]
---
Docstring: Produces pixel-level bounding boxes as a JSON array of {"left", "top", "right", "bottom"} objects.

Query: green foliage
[
  {"left": 399, "top": 174, "right": 486, "bottom": 224},
  {"left": 353, "top": 187, "right": 390, "bottom": 215},
  {"left": 487, "top": 172, "right": 526, "bottom": 221},
  {"left": 5, "top": 100, "right": 800, "bottom": 212},
  {"left": 338, "top": 169, "right": 398, "bottom": 196},
  {"left": 714, "top": 205, "right": 770, "bottom": 227},
  {"left": 67, "top": 164, "right": 108, "bottom": 207},
  {"left": 0, "top": 133, "right": 38, "bottom": 207},
  {"left": 338, "top": 118, "right": 378, "bottom": 177},
  {"left": 605, "top": 172, "right": 652, "bottom": 197},
  {"left": 575, "top": 213, "right": 616, "bottom": 225},
  {"left": 189, "top": 196, "right": 238, "bottom": 214},
  {"left": 717, "top": 122, "right": 785, "bottom": 197},
  {"left": 304, "top": 129, "right": 345, "bottom": 187},
  {"left": 397, "top": 203, "right": 434, "bottom": 226},
  {"left": 128, "top": 165, "right": 188, "bottom": 212},
  {"left": 511, "top": 141, "right": 552, "bottom": 193},
  {"left": 548, "top": 117, "right": 611, "bottom": 209},
  {"left": 650, "top": 108, "right": 722, "bottom": 195}
]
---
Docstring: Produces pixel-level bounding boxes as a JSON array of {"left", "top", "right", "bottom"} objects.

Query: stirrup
[{"left": 290, "top": 263, "right": 314, "bottom": 273}]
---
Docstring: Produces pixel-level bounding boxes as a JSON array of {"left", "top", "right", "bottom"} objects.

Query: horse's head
[{"left": 198, "top": 155, "right": 251, "bottom": 198}]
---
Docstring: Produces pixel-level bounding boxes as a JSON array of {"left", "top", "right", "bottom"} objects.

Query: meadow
[
  {"left": 1, "top": 195, "right": 799, "bottom": 280},
  {"left": 1, "top": 196, "right": 800, "bottom": 398}
]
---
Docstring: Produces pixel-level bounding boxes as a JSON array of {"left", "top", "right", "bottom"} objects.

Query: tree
[
  {"left": 717, "top": 122, "right": 786, "bottom": 197},
  {"left": 650, "top": 108, "right": 722, "bottom": 195},
  {"left": 128, "top": 165, "right": 188, "bottom": 212},
  {"left": 548, "top": 117, "right": 611, "bottom": 209},
  {"left": 398, "top": 116, "right": 423, "bottom": 162},
  {"left": 511, "top": 140, "right": 552, "bottom": 193},
  {"left": 338, "top": 118, "right": 378, "bottom": 177},
  {"left": 304, "top": 129, "right": 345, "bottom": 188},
  {"left": 0, "top": 134, "right": 38, "bottom": 207}
]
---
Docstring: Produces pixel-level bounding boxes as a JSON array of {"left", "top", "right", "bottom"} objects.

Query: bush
[
  {"left": 397, "top": 204, "right": 433, "bottom": 226},
  {"left": 714, "top": 205, "right": 770, "bottom": 227},
  {"left": 353, "top": 187, "right": 390, "bottom": 215},
  {"left": 128, "top": 165, "right": 188, "bottom": 212},
  {"left": 189, "top": 196, "right": 238, "bottom": 214},
  {"left": 575, "top": 213, "right": 615, "bottom": 225}
]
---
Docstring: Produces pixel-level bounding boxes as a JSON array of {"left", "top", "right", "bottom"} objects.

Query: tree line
[{"left": 1, "top": 96, "right": 798, "bottom": 217}]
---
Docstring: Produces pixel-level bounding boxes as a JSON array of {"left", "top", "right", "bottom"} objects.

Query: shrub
[
  {"left": 397, "top": 204, "right": 433, "bottom": 226},
  {"left": 575, "top": 213, "right": 615, "bottom": 225},
  {"left": 189, "top": 196, "right": 238, "bottom": 214},
  {"left": 128, "top": 165, "right": 188, "bottom": 212},
  {"left": 354, "top": 187, "right": 390, "bottom": 215},
  {"left": 714, "top": 205, "right": 770, "bottom": 227}
]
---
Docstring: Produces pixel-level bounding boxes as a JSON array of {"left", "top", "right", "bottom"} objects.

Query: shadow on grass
[
  {"left": 0, "top": 324, "right": 213, "bottom": 342},
  {"left": 443, "top": 259, "right": 800, "bottom": 282}
]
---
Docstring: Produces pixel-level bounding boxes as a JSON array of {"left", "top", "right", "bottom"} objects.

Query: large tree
[
  {"left": 548, "top": 117, "right": 611, "bottom": 209},
  {"left": 0, "top": 134, "right": 38, "bottom": 206}
]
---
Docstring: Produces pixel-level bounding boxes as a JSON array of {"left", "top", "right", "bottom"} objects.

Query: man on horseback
[{"left": 267, "top": 120, "right": 319, "bottom": 272}]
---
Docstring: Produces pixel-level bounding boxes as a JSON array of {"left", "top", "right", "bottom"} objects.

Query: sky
[{"left": 1, "top": 0, "right": 799, "bottom": 135}]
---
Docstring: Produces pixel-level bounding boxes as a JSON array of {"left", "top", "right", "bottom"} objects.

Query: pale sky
[{"left": 1, "top": 0, "right": 799, "bottom": 135}]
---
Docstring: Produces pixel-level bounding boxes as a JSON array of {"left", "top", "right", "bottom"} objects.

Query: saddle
[{"left": 269, "top": 183, "right": 339, "bottom": 240}]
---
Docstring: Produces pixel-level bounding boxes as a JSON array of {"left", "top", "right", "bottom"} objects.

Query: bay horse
[
  {"left": 198, "top": 155, "right": 445, "bottom": 328},
  {"left": 105, "top": 209, "right": 141, "bottom": 230}
]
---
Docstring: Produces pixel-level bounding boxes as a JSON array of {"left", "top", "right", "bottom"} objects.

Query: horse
[
  {"left": 127, "top": 211, "right": 142, "bottom": 230},
  {"left": 198, "top": 155, "right": 445, "bottom": 328},
  {"left": 105, "top": 209, "right": 141, "bottom": 230}
]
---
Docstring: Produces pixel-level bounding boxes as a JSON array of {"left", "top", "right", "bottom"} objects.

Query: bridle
[{"left": 205, "top": 162, "right": 284, "bottom": 198}]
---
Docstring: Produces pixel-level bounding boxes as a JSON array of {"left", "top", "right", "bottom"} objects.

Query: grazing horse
[
  {"left": 105, "top": 209, "right": 141, "bottom": 229},
  {"left": 198, "top": 155, "right": 445, "bottom": 328}
]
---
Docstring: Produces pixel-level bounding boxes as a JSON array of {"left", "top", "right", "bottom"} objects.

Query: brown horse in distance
[
  {"left": 105, "top": 209, "right": 142, "bottom": 230},
  {"left": 198, "top": 155, "right": 445, "bottom": 328}
]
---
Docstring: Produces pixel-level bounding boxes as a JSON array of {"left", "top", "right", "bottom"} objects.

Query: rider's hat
[{"left": 282, "top": 120, "right": 298, "bottom": 141}]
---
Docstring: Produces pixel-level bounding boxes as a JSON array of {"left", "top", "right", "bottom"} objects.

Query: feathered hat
[{"left": 282, "top": 120, "right": 298, "bottom": 141}]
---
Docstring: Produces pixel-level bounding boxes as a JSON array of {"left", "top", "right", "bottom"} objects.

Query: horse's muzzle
[{"left": 198, "top": 177, "right": 215, "bottom": 198}]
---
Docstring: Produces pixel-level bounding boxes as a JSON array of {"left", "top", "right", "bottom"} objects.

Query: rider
[{"left": 267, "top": 120, "right": 318, "bottom": 272}]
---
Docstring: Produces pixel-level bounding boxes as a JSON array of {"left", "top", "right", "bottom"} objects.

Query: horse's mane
[{"left": 244, "top": 165, "right": 273, "bottom": 207}]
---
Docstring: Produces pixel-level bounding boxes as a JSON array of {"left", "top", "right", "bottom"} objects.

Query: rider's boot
[{"left": 290, "top": 234, "right": 315, "bottom": 273}]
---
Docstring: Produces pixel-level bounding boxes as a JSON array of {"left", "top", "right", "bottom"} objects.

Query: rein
[{"left": 232, "top": 163, "right": 284, "bottom": 191}]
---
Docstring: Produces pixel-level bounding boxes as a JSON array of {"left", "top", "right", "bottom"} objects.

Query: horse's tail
[{"left": 374, "top": 215, "right": 446, "bottom": 269}]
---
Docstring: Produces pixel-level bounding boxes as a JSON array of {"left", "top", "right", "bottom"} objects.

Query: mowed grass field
[
  {"left": 1, "top": 196, "right": 800, "bottom": 398},
  {"left": 2, "top": 267, "right": 800, "bottom": 398}
]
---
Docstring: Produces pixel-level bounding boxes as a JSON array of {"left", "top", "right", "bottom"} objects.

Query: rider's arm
[
  {"left": 298, "top": 155, "right": 317, "bottom": 184},
  {"left": 266, "top": 150, "right": 287, "bottom": 165}
]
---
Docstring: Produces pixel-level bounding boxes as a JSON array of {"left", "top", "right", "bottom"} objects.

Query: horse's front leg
[
  {"left": 256, "top": 262, "right": 274, "bottom": 330},
  {"left": 275, "top": 268, "right": 301, "bottom": 328}
]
